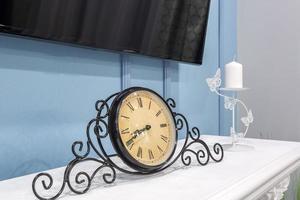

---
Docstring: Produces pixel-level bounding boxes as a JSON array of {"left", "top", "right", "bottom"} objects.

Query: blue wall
[
  {"left": 219, "top": 0, "right": 238, "bottom": 135},
  {"left": 0, "top": 0, "right": 236, "bottom": 180}
]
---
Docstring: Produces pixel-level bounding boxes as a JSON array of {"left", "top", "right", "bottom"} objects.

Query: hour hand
[
  {"left": 126, "top": 134, "right": 137, "bottom": 147},
  {"left": 126, "top": 138, "right": 134, "bottom": 147}
]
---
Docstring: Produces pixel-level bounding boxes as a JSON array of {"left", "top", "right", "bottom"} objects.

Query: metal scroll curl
[
  {"left": 165, "top": 98, "right": 223, "bottom": 167},
  {"left": 32, "top": 95, "right": 224, "bottom": 200}
]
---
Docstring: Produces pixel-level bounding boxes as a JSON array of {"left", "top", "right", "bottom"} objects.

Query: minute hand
[{"left": 138, "top": 125, "right": 151, "bottom": 134}]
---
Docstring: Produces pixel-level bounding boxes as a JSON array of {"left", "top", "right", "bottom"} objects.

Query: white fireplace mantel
[{"left": 1, "top": 135, "right": 300, "bottom": 200}]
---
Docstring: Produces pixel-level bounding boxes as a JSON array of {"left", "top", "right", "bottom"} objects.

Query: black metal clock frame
[
  {"left": 108, "top": 87, "right": 178, "bottom": 172},
  {"left": 32, "top": 89, "right": 224, "bottom": 200}
]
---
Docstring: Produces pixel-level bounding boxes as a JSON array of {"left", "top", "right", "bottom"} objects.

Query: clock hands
[
  {"left": 126, "top": 125, "right": 151, "bottom": 147},
  {"left": 131, "top": 125, "right": 151, "bottom": 137}
]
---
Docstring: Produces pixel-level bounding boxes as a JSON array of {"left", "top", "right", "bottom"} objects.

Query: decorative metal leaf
[
  {"left": 224, "top": 96, "right": 237, "bottom": 110},
  {"left": 241, "top": 110, "right": 254, "bottom": 127},
  {"left": 206, "top": 68, "right": 221, "bottom": 92}
]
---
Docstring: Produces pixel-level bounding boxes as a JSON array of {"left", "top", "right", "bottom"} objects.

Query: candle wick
[{"left": 233, "top": 54, "right": 237, "bottom": 62}]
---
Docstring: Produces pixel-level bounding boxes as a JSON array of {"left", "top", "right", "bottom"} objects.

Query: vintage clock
[
  {"left": 108, "top": 87, "right": 177, "bottom": 172},
  {"left": 32, "top": 86, "right": 224, "bottom": 200}
]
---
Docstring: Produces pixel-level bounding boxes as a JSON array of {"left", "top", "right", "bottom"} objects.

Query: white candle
[{"left": 224, "top": 61, "right": 243, "bottom": 88}]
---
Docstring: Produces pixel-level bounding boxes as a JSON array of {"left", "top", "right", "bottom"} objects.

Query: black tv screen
[{"left": 0, "top": 0, "right": 210, "bottom": 64}]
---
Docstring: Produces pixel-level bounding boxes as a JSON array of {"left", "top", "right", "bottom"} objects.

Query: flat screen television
[{"left": 0, "top": 0, "right": 210, "bottom": 64}]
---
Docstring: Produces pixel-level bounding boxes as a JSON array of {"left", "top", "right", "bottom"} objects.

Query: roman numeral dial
[
  {"left": 137, "top": 147, "right": 143, "bottom": 158},
  {"left": 160, "top": 123, "right": 167, "bottom": 128},
  {"left": 127, "top": 102, "right": 134, "bottom": 111},
  {"left": 137, "top": 97, "right": 143, "bottom": 108},
  {"left": 121, "top": 128, "right": 130, "bottom": 134},
  {"left": 161, "top": 135, "right": 168, "bottom": 143},
  {"left": 148, "top": 150, "right": 154, "bottom": 160},
  {"left": 117, "top": 89, "right": 176, "bottom": 169}
]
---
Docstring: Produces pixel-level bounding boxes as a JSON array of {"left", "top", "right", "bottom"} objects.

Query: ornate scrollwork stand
[{"left": 32, "top": 93, "right": 224, "bottom": 200}]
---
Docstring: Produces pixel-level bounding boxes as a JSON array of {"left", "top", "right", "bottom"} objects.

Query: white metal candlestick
[{"left": 206, "top": 68, "right": 254, "bottom": 151}]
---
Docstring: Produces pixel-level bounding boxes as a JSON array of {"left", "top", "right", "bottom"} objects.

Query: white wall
[{"left": 237, "top": 0, "right": 300, "bottom": 141}]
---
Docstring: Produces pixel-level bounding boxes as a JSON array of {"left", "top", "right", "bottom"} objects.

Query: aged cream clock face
[{"left": 116, "top": 89, "right": 176, "bottom": 168}]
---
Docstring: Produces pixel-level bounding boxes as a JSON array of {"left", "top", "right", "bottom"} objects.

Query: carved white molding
[{"left": 259, "top": 176, "right": 290, "bottom": 200}]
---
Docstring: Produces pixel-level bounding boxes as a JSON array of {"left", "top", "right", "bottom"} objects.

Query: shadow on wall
[
  {"left": 0, "top": 33, "right": 179, "bottom": 82},
  {"left": 0, "top": 33, "right": 120, "bottom": 77}
]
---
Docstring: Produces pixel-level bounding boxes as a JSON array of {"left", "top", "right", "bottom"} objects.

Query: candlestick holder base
[
  {"left": 221, "top": 132, "right": 254, "bottom": 152},
  {"left": 222, "top": 143, "right": 255, "bottom": 152}
]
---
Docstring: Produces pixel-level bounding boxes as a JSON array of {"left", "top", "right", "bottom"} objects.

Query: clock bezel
[{"left": 108, "top": 87, "right": 178, "bottom": 173}]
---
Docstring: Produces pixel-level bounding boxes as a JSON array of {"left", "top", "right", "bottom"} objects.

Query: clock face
[{"left": 109, "top": 87, "right": 177, "bottom": 172}]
